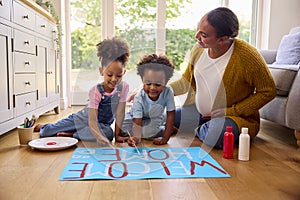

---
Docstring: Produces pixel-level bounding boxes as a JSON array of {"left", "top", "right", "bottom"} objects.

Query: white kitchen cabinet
[
  {"left": 0, "top": 0, "right": 60, "bottom": 134},
  {"left": 0, "top": 23, "right": 13, "bottom": 124}
]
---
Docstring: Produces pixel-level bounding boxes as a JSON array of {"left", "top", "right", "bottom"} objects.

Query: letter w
[{"left": 190, "top": 160, "right": 227, "bottom": 175}]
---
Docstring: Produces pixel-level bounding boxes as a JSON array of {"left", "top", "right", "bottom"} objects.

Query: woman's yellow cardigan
[{"left": 170, "top": 38, "right": 276, "bottom": 138}]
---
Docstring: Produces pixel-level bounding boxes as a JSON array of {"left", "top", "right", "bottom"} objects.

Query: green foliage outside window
[
  {"left": 71, "top": 0, "right": 194, "bottom": 71},
  {"left": 70, "top": 0, "right": 250, "bottom": 71},
  {"left": 166, "top": 29, "right": 195, "bottom": 70}
]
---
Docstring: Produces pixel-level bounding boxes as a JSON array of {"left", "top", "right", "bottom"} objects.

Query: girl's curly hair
[
  {"left": 137, "top": 54, "right": 174, "bottom": 83},
  {"left": 96, "top": 37, "right": 130, "bottom": 68}
]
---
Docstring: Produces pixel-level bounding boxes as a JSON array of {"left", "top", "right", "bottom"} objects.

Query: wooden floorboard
[{"left": 0, "top": 106, "right": 299, "bottom": 200}]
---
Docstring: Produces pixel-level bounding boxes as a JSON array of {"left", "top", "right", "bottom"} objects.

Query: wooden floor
[{"left": 1, "top": 106, "right": 300, "bottom": 200}]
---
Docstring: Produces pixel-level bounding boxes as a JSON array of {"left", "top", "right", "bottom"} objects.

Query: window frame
[{"left": 105, "top": 0, "right": 258, "bottom": 52}]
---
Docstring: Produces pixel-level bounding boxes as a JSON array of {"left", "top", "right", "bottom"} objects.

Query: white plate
[{"left": 28, "top": 137, "right": 78, "bottom": 151}]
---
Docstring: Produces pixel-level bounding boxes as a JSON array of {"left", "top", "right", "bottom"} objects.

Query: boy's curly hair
[
  {"left": 137, "top": 54, "right": 174, "bottom": 83},
  {"left": 96, "top": 37, "right": 130, "bottom": 68}
]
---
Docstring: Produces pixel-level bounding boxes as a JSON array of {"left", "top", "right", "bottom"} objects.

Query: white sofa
[{"left": 259, "top": 27, "right": 300, "bottom": 148}]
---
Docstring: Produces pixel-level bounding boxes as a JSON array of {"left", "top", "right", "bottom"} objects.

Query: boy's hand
[
  {"left": 127, "top": 92, "right": 136, "bottom": 103},
  {"left": 127, "top": 136, "right": 140, "bottom": 147},
  {"left": 153, "top": 137, "right": 169, "bottom": 145},
  {"left": 115, "top": 136, "right": 129, "bottom": 143}
]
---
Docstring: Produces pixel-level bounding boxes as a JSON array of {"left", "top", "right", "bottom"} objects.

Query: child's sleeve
[
  {"left": 88, "top": 85, "right": 102, "bottom": 109},
  {"left": 132, "top": 92, "right": 144, "bottom": 119},
  {"left": 119, "top": 82, "right": 129, "bottom": 102},
  {"left": 165, "top": 87, "right": 176, "bottom": 111}
]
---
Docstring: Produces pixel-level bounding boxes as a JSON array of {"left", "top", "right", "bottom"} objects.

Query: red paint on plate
[{"left": 46, "top": 141, "right": 57, "bottom": 145}]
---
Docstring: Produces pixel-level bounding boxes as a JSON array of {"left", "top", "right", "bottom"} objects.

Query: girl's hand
[
  {"left": 96, "top": 135, "right": 113, "bottom": 148},
  {"left": 127, "top": 136, "right": 140, "bottom": 147},
  {"left": 153, "top": 137, "right": 168, "bottom": 145}
]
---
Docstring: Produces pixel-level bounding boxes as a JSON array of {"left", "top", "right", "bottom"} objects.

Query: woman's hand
[
  {"left": 153, "top": 137, "right": 168, "bottom": 145},
  {"left": 211, "top": 108, "right": 226, "bottom": 118},
  {"left": 201, "top": 114, "right": 211, "bottom": 120}
]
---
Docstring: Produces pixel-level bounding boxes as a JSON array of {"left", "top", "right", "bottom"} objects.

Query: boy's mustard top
[{"left": 170, "top": 38, "right": 276, "bottom": 138}]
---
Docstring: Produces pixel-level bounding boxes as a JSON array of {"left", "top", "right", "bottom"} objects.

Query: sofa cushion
[
  {"left": 268, "top": 65, "right": 299, "bottom": 96},
  {"left": 274, "top": 32, "right": 300, "bottom": 65},
  {"left": 289, "top": 26, "right": 300, "bottom": 34}
]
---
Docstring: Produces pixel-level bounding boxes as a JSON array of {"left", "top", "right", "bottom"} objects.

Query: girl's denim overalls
[{"left": 40, "top": 84, "right": 122, "bottom": 141}]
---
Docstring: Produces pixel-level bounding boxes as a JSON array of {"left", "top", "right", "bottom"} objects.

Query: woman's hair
[
  {"left": 96, "top": 37, "right": 130, "bottom": 68},
  {"left": 207, "top": 7, "right": 239, "bottom": 38},
  {"left": 137, "top": 54, "right": 174, "bottom": 83}
]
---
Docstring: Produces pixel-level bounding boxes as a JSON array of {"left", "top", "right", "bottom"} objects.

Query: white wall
[
  {"left": 258, "top": 0, "right": 300, "bottom": 50},
  {"left": 52, "top": 0, "right": 72, "bottom": 109}
]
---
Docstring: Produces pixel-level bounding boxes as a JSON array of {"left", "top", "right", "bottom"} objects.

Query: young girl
[
  {"left": 34, "top": 37, "right": 130, "bottom": 145},
  {"left": 121, "top": 54, "right": 176, "bottom": 145}
]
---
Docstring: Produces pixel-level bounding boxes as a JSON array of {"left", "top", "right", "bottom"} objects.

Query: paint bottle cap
[
  {"left": 241, "top": 127, "right": 248, "bottom": 134},
  {"left": 226, "top": 126, "right": 232, "bottom": 132}
]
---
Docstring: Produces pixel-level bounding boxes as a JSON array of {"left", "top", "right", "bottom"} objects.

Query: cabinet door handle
[
  {"left": 47, "top": 71, "right": 53, "bottom": 74},
  {"left": 25, "top": 101, "right": 31, "bottom": 106},
  {"left": 25, "top": 81, "right": 31, "bottom": 85},
  {"left": 0, "top": 0, "right": 3, "bottom": 7},
  {"left": 25, "top": 61, "right": 30, "bottom": 66},
  {"left": 24, "top": 41, "right": 30, "bottom": 45},
  {"left": 23, "top": 15, "right": 29, "bottom": 19},
  {"left": 41, "top": 24, "right": 46, "bottom": 28}
]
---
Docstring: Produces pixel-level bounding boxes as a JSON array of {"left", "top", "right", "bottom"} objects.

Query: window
[
  {"left": 115, "top": 0, "right": 157, "bottom": 69},
  {"left": 70, "top": 0, "right": 258, "bottom": 105},
  {"left": 228, "top": 0, "right": 255, "bottom": 43},
  {"left": 70, "top": 0, "right": 102, "bottom": 105},
  {"left": 165, "top": 0, "right": 221, "bottom": 71}
]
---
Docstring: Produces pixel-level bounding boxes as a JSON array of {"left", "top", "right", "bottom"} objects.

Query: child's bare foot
[
  {"left": 56, "top": 132, "right": 74, "bottom": 137},
  {"left": 172, "top": 126, "right": 179, "bottom": 135},
  {"left": 34, "top": 124, "right": 43, "bottom": 132}
]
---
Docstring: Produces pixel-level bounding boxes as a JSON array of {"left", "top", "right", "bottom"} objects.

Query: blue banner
[{"left": 59, "top": 147, "right": 230, "bottom": 180}]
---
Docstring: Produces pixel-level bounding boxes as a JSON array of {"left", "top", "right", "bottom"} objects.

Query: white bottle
[{"left": 238, "top": 127, "right": 250, "bottom": 161}]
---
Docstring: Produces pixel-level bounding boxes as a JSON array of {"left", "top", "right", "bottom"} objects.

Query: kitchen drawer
[
  {"left": 36, "top": 14, "right": 51, "bottom": 36},
  {"left": 0, "top": 0, "right": 11, "bottom": 21},
  {"left": 15, "top": 91, "right": 37, "bottom": 116},
  {"left": 14, "top": 29, "right": 35, "bottom": 54},
  {"left": 14, "top": 73, "right": 36, "bottom": 94},
  {"left": 13, "top": 1, "right": 35, "bottom": 30},
  {"left": 14, "top": 52, "right": 36, "bottom": 73}
]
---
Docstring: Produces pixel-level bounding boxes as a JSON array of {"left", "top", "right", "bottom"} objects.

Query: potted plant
[{"left": 36, "top": 0, "right": 62, "bottom": 51}]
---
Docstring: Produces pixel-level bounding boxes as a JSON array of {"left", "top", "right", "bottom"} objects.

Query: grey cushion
[
  {"left": 268, "top": 65, "right": 298, "bottom": 96},
  {"left": 259, "top": 50, "right": 277, "bottom": 64},
  {"left": 289, "top": 26, "right": 300, "bottom": 34},
  {"left": 274, "top": 32, "right": 300, "bottom": 65},
  {"left": 260, "top": 96, "right": 287, "bottom": 125}
]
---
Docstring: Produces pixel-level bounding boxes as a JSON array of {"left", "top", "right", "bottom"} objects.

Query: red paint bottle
[{"left": 223, "top": 126, "right": 234, "bottom": 159}]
